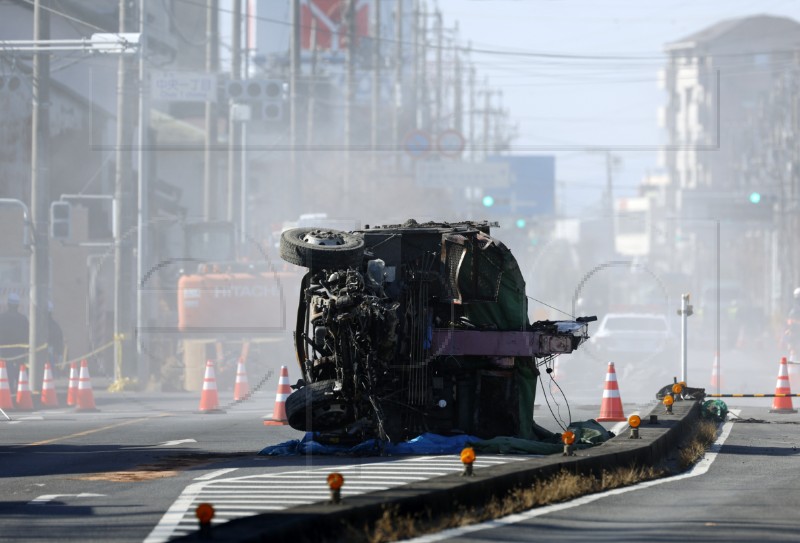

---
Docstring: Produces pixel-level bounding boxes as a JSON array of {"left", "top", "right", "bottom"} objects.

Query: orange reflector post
[
  {"left": 461, "top": 447, "right": 476, "bottom": 476},
  {"left": 195, "top": 503, "right": 214, "bottom": 523},
  {"left": 663, "top": 394, "right": 674, "bottom": 414},
  {"left": 628, "top": 415, "right": 641, "bottom": 439},
  {"left": 562, "top": 430, "right": 576, "bottom": 456},
  {"left": 327, "top": 472, "right": 344, "bottom": 490},
  {"left": 195, "top": 502, "right": 214, "bottom": 537},
  {"left": 672, "top": 383, "right": 683, "bottom": 396},
  {"left": 327, "top": 472, "right": 344, "bottom": 504},
  {"left": 460, "top": 447, "right": 475, "bottom": 464}
]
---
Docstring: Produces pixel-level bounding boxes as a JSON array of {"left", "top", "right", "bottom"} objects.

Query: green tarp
[{"left": 472, "top": 419, "right": 614, "bottom": 455}]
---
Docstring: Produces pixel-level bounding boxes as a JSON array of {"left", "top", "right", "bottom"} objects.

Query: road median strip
[{"left": 173, "top": 398, "right": 700, "bottom": 542}]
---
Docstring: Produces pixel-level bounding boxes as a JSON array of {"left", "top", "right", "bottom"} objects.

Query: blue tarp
[
  {"left": 259, "top": 432, "right": 483, "bottom": 457},
  {"left": 258, "top": 421, "right": 613, "bottom": 457}
]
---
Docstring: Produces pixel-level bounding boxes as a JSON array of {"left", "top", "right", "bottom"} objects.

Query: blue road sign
[{"left": 404, "top": 130, "right": 432, "bottom": 159}]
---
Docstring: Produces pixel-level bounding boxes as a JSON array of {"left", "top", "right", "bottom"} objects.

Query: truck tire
[
  {"left": 285, "top": 380, "right": 356, "bottom": 431},
  {"left": 279, "top": 228, "right": 365, "bottom": 270}
]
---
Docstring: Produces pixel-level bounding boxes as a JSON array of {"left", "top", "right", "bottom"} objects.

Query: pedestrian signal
[{"left": 50, "top": 201, "right": 71, "bottom": 240}]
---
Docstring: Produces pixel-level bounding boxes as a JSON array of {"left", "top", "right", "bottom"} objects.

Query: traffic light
[
  {"left": 749, "top": 192, "right": 761, "bottom": 204},
  {"left": 225, "top": 79, "right": 284, "bottom": 122},
  {"left": 515, "top": 218, "right": 526, "bottom": 229},
  {"left": 482, "top": 195, "right": 495, "bottom": 207},
  {"left": 50, "top": 201, "right": 71, "bottom": 240}
]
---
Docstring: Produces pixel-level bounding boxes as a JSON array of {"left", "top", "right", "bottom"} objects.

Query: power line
[
  {"left": 168, "top": 0, "right": 800, "bottom": 66},
  {"left": 15, "top": 0, "right": 107, "bottom": 32}
]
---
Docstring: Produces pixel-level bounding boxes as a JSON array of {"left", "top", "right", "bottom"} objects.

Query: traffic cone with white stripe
[
  {"left": 596, "top": 362, "right": 626, "bottom": 422},
  {"left": 198, "top": 360, "right": 225, "bottom": 413},
  {"left": 710, "top": 352, "right": 721, "bottom": 392},
  {"left": 770, "top": 357, "right": 797, "bottom": 414},
  {"left": 0, "top": 360, "right": 13, "bottom": 410},
  {"left": 40, "top": 362, "right": 59, "bottom": 408},
  {"left": 264, "top": 365, "right": 290, "bottom": 426},
  {"left": 233, "top": 358, "right": 250, "bottom": 401},
  {"left": 66, "top": 362, "right": 78, "bottom": 406},
  {"left": 75, "top": 359, "right": 99, "bottom": 412},
  {"left": 15, "top": 364, "right": 33, "bottom": 411}
]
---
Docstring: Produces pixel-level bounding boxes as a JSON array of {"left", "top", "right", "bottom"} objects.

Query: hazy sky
[{"left": 436, "top": 0, "right": 800, "bottom": 215}]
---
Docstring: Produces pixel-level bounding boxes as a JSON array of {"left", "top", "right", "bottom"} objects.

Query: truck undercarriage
[{"left": 279, "top": 220, "right": 594, "bottom": 442}]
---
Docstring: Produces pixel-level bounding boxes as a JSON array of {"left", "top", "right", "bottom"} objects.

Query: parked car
[
  {"left": 589, "top": 313, "right": 675, "bottom": 358},
  {"left": 278, "top": 219, "right": 596, "bottom": 443}
]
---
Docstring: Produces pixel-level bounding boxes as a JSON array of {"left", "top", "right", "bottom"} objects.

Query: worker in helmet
[{"left": 0, "top": 293, "right": 29, "bottom": 393}]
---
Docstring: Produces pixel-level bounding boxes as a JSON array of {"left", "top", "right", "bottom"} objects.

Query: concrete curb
[{"left": 174, "top": 400, "right": 700, "bottom": 542}]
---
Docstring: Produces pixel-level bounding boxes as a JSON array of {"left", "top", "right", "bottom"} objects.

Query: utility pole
[
  {"left": 203, "top": 0, "right": 219, "bottom": 221},
  {"left": 307, "top": 18, "right": 318, "bottom": 150},
  {"left": 392, "top": 0, "right": 403, "bottom": 167},
  {"left": 344, "top": 0, "right": 355, "bottom": 197},
  {"left": 371, "top": 0, "right": 381, "bottom": 167},
  {"left": 114, "top": 0, "right": 136, "bottom": 381},
  {"left": 453, "top": 38, "right": 462, "bottom": 136},
  {"left": 482, "top": 87, "right": 491, "bottom": 161},
  {"left": 136, "top": 0, "right": 150, "bottom": 384},
  {"left": 411, "top": 0, "right": 419, "bottom": 130},
  {"left": 227, "top": 0, "right": 241, "bottom": 224},
  {"left": 468, "top": 59, "right": 475, "bottom": 162},
  {"left": 434, "top": 10, "right": 442, "bottom": 132},
  {"left": 29, "top": 0, "right": 51, "bottom": 390},
  {"left": 418, "top": 5, "right": 427, "bottom": 130},
  {"left": 494, "top": 89, "right": 503, "bottom": 152},
  {"left": 290, "top": 0, "right": 301, "bottom": 212},
  {"left": 605, "top": 151, "right": 614, "bottom": 217}
]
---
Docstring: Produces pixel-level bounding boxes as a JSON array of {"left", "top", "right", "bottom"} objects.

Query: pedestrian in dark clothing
[
  {"left": 47, "top": 301, "right": 64, "bottom": 377},
  {"left": 0, "top": 293, "right": 29, "bottom": 393}
]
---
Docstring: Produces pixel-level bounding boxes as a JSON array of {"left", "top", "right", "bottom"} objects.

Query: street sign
[
  {"left": 415, "top": 161, "right": 511, "bottom": 188},
  {"left": 437, "top": 130, "right": 465, "bottom": 157},
  {"left": 404, "top": 130, "right": 432, "bottom": 160},
  {"left": 152, "top": 71, "right": 217, "bottom": 102}
]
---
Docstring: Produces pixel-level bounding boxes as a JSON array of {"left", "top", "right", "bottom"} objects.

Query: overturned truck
[{"left": 279, "top": 220, "right": 595, "bottom": 443}]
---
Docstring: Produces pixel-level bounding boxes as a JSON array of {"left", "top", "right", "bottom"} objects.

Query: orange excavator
[{"left": 176, "top": 221, "right": 302, "bottom": 390}]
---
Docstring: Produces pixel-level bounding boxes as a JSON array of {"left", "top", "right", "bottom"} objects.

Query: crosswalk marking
[{"left": 144, "top": 454, "right": 531, "bottom": 542}]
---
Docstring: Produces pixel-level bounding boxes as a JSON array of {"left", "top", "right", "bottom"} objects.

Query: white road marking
[
  {"left": 144, "top": 454, "right": 528, "bottom": 543},
  {"left": 157, "top": 439, "right": 197, "bottom": 447},
  {"left": 193, "top": 468, "right": 238, "bottom": 481},
  {"left": 402, "top": 410, "right": 740, "bottom": 542},
  {"left": 29, "top": 493, "right": 106, "bottom": 505}
]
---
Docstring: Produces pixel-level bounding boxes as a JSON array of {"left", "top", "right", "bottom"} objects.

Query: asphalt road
[
  {"left": 403, "top": 404, "right": 800, "bottom": 543},
  {"left": 1, "top": 337, "right": 793, "bottom": 542},
  {"left": 0, "top": 383, "right": 635, "bottom": 543}
]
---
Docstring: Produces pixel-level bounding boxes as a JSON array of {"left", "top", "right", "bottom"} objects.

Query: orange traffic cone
[
  {"left": 264, "top": 365, "right": 291, "bottom": 426},
  {"left": 710, "top": 352, "right": 721, "bottom": 392},
  {"left": 40, "top": 362, "right": 59, "bottom": 408},
  {"left": 15, "top": 364, "right": 34, "bottom": 411},
  {"left": 0, "top": 360, "right": 13, "bottom": 410},
  {"left": 770, "top": 357, "right": 797, "bottom": 414},
  {"left": 233, "top": 358, "right": 250, "bottom": 401},
  {"left": 198, "top": 360, "right": 225, "bottom": 413},
  {"left": 66, "top": 362, "right": 78, "bottom": 406},
  {"left": 597, "top": 362, "right": 626, "bottom": 422},
  {"left": 75, "top": 359, "right": 99, "bottom": 412}
]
